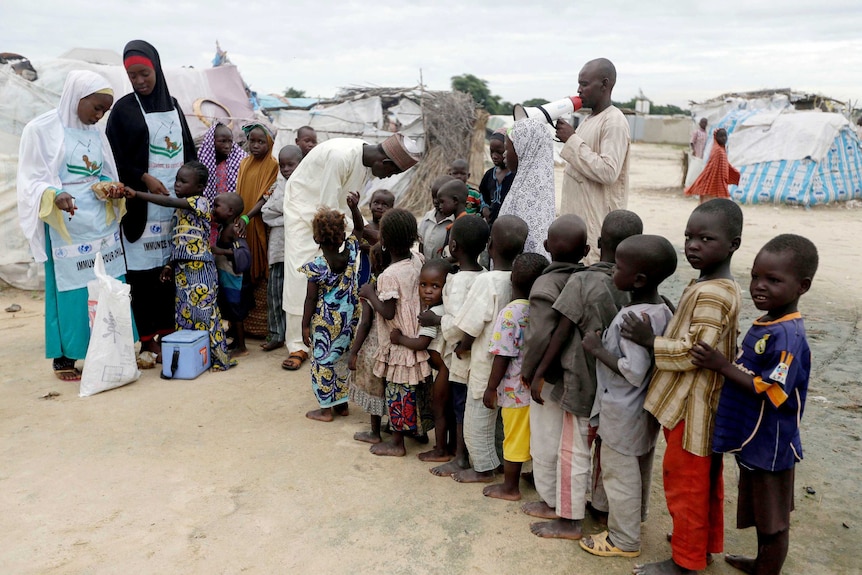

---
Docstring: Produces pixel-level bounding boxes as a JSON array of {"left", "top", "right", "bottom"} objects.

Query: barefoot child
[
  {"left": 260, "top": 145, "right": 302, "bottom": 351},
  {"left": 579, "top": 235, "right": 677, "bottom": 558},
  {"left": 690, "top": 234, "right": 817, "bottom": 575},
  {"left": 448, "top": 158, "right": 484, "bottom": 216},
  {"left": 124, "top": 161, "right": 232, "bottom": 371},
  {"left": 483, "top": 253, "right": 548, "bottom": 501},
  {"left": 418, "top": 175, "right": 456, "bottom": 261},
  {"left": 528, "top": 210, "right": 640, "bottom": 540},
  {"left": 622, "top": 198, "right": 744, "bottom": 575},
  {"left": 348, "top": 244, "right": 391, "bottom": 444},
  {"left": 361, "top": 189, "right": 395, "bottom": 246},
  {"left": 419, "top": 216, "right": 490, "bottom": 475},
  {"left": 452, "top": 215, "right": 528, "bottom": 483},
  {"left": 359, "top": 208, "right": 431, "bottom": 456},
  {"left": 390, "top": 259, "right": 453, "bottom": 460},
  {"left": 301, "top": 191, "right": 365, "bottom": 422},
  {"left": 519, "top": 214, "right": 593, "bottom": 520}
]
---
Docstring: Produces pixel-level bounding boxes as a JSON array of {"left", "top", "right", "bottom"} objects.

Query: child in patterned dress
[
  {"left": 124, "top": 161, "right": 234, "bottom": 371},
  {"left": 301, "top": 191, "right": 365, "bottom": 422}
]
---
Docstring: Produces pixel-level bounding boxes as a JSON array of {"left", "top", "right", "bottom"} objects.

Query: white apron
[
  {"left": 122, "top": 96, "right": 184, "bottom": 271},
  {"left": 49, "top": 126, "right": 126, "bottom": 292}
]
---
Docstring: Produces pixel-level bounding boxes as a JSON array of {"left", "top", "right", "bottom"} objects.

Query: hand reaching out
[
  {"left": 346, "top": 190, "right": 360, "bottom": 209},
  {"left": 620, "top": 311, "right": 655, "bottom": 348}
]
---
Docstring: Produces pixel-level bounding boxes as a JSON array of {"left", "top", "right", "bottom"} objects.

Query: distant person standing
[
  {"left": 685, "top": 128, "right": 740, "bottom": 204},
  {"left": 691, "top": 118, "right": 708, "bottom": 159},
  {"left": 555, "top": 58, "right": 630, "bottom": 265}
]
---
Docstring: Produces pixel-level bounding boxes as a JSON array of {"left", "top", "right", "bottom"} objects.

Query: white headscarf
[
  {"left": 498, "top": 118, "right": 556, "bottom": 258},
  {"left": 17, "top": 70, "right": 118, "bottom": 262}
]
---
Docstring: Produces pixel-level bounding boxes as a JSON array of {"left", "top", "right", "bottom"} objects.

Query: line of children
[{"left": 291, "top": 185, "right": 814, "bottom": 574}]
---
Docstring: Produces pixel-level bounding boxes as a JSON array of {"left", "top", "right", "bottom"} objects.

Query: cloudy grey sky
[{"left": 5, "top": 0, "right": 862, "bottom": 108}]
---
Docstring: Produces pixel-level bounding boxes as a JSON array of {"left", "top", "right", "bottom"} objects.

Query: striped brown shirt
[{"left": 644, "top": 278, "right": 742, "bottom": 456}]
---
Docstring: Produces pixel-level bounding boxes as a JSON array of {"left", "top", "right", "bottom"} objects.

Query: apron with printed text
[
  {"left": 122, "top": 96, "right": 184, "bottom": 271},
  {"left": 49, "top": 126, "right": 126, "bottom": 292}
]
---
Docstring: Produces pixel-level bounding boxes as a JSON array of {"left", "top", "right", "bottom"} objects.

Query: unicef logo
[
  {"left": 150, "top": 224, "right": 162, "bottom": 234},
  {"left": 78, "top": 244, "right": 93, "bottom": 254},
  {"left": 54, "top": 247, "right": 67, "bottom": 258}
]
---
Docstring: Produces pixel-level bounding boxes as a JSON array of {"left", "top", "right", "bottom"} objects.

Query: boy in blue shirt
[{"left": 691, "top": 234, "right": 817, "bottom": 575}]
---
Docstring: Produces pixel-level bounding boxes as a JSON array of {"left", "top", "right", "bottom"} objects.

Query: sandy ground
[{"left": 1, "top": 143, "right": 860, "bottom": 575}]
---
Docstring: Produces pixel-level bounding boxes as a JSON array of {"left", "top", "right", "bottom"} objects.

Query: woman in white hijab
[
  {"left": 17, "top": 70, "right": 128, "bottom": 381},
  {"left": 498, "top": 118, "right": 557, "bottom": 259}
]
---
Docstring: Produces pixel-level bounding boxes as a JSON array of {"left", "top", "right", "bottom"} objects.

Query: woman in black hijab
[{"left": 107, "top": 40, "right": 196, "bottom": 359}]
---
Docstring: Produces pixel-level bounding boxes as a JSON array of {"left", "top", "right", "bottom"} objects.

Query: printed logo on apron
[
  {"left": 50, "top": 127, "right": 126, "bottom": 292},
  {"left": 122, "top": 96, "right": 184, "bottom": 271}
]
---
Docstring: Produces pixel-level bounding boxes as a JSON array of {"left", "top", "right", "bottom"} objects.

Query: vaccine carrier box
[{"left": 161, "top": 330, "right": 211, "bottom": 379}]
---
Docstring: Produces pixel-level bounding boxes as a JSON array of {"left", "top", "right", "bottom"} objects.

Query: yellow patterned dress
[{"left": 172, "top": 196, "right": 231, "bottom": 371}]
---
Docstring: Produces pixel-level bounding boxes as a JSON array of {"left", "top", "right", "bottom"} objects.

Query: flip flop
[
  {"left": 281, "top": 350, "right": 308, "bottom": 371},
  {"left": 53, "top": 368, "right": 81, "bottom": 382},
  {"left": 579, "top": 531, "right": 640, "bottom": 558}
]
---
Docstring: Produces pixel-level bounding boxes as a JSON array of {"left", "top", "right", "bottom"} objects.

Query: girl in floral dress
[{"left": 301, "top": 191, "right": 365, "bottom": 422}]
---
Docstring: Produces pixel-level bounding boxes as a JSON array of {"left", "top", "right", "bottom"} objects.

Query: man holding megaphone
[{"left": 554, "top": 58, "right": 630, "bottom": 265}]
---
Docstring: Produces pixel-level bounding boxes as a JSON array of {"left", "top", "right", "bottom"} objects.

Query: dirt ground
[{"left": 1, "top": 143, "right": 860, "bottom": 575}]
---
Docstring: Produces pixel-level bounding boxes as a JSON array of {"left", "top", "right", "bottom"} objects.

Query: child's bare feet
[
  {"left": 452, "top": 468, "right": 495, "bottom": 483},
  {"left": 521, "top": 501, "right": 559, "bottom": 519},
  {"left": 231, "top": 346, "right": 250, "bottom": 358},
  {"left": 632, "top": 558, "right": 696, "bottom": 574},
  {"left": 417, "top": 447, "right": 451, "bottom": 462},
  {"left": 483, "top": 483, "right": 521, "bottom": 501},
  {"left": 429, "top": 459, "right": 468, "bottom": 477},
  {"left": 370, "top": 440, "right": 406, "bottom": 457},
  {"left": 305, "top": 408, "right": 334, "bottom": 422},
  {"left": 530, "top": 518, "right": 583, "bottom": 540},
  {"left": 353, "top": 431, "right": 382, "bottom": 444},
  {"left": 723, "top": 554, "right": 756, "bottom": 574}
]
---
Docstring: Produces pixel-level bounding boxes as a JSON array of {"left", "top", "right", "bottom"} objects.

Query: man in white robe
[
  {"left": 556, "top": 58, "right": 630, "bottom": 265},
  {"left": 281, "top": 134, "right": 420, "bottom": 370}
]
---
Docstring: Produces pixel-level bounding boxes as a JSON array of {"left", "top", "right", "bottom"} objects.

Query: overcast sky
[{"left": 5, "top": 0, "right": 862, "bottom": 108}]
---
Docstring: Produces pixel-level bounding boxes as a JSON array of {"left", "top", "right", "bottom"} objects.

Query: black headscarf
[
  {"left": 122, "top": 39, "right": 173, "bottom": 112},
  {"left": 106, "top": 40, "right": 196, "bottom": 242}
]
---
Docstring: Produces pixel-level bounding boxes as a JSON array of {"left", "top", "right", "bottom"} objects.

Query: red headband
[{"left": 124, "top": 55, "right": 154, "bottom": 70}]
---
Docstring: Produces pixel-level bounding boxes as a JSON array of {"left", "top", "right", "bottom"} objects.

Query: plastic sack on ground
[{"left": 80, "top": 252, "right": 140, "bottom": 397}]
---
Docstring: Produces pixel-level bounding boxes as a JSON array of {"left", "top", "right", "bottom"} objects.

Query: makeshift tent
[
  {"left": 0, "top": 56, "right": 257, "bottom": 289},
  {"left": 691, "top": 91, "right": 862, "bottom": 206}
]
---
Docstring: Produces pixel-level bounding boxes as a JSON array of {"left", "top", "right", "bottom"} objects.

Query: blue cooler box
[{"left": 161, "top": 330, "right": 211, "bottom": 379}]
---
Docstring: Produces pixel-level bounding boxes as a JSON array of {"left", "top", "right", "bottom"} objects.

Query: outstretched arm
[
  {"left": 124, "top": 188, "right": 189, "bottom": 210},
  {"left": 582, "top": 329, "right": 623, "bottom": 376},
  {"left": 358, "top": 283, "right": 396, "bottom": 321},
  {"left": 346, "top": 191, "right": 364, "bottom": 238},
  {"left": 390, "top": 328, "right": 433, "bottom": 351}
]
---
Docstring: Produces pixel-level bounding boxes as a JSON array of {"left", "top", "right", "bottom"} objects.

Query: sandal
[
  {"left": 579, "top": 531, "right": 640, "bottom": 558},
  {"left": 52, "top": 357, "right": 81, "bottom": 382},
  {"left": 281, "top": 350, "right": 308, "bottom": 371}
]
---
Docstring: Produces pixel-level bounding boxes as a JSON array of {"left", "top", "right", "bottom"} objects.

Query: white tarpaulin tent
[
  {"left": 0, "top": 57, "right": 256, "bottom": 289},
  {"left": 691, "top": 92, "right": 862, "bottom": 206}
]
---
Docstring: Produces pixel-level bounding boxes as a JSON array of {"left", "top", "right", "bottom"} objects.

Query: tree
[
  {"left": 451, "top": 73, "right": 512, "bottom": 115},
  {"left": 283, "top": 87, "right": 306, "bottom": 98}
]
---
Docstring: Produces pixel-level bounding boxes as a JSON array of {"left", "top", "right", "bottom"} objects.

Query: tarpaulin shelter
[{"left": 691, "top": 91, "right": 862, "bottom": 206}]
